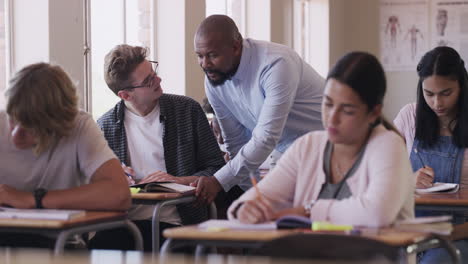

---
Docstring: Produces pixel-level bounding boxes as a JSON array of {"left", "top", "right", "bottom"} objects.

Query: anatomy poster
[
  {"left": 380, "top": 0, "right": 429, "bottom": 71},
  {"left": 430, "top": 0, "right": 468, "bottom": 63}
]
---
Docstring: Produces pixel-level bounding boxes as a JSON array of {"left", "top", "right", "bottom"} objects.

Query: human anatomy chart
[
  {"left": 430, "top": 0, "right": 468, "bottom": 64},
  {"left": 380, "top": 0, "right": 429, "bottom": 71}
]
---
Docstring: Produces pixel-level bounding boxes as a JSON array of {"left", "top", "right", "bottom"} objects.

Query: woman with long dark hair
[
  {"left": 227, "top": 52, "right": 414, "bottom": 227},
  {"left": 394, "top": 46, "right": 468, "bottom": 263}
]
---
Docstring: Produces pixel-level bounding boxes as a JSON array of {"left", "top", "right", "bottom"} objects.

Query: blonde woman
[{"left": 0, "top": 63, "right": 130, "bottom": 247}]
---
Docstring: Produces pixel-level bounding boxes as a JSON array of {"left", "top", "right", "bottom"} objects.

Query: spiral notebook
[{"left": 415, "top": 182, "right": 459, "bottom": 194}]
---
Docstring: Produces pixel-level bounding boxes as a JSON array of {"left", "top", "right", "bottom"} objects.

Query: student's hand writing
[
  {"left": 190, "top": 176, "right": 221, "bottom": 205},
  {"left": 415, "top": 166, "right": 435, "bottom": 189},
  {"left": 0, "top": 184, "right": 35, "bottom": 209},
  {"left": 237, "top": 198, "right": 274, "bottom": 224},
  {"left": 121, "top": 164, "right": 136, "bottom": 185}
]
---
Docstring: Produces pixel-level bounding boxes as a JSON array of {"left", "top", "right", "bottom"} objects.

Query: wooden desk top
[
  {"left": 163, "top": 225, "right": 430, "bottom": 247},
  {"left": 0, "top": 248, "right": 343, "bottom": 264},
  {"left": 0, "top": 211, "right": 126, "bottom": 229},
  {"left": 131, "top": 192, "right": 183, "bottom": 200},
  {"left": 415, "top": 187, "right": 468, "bottom": 206}
]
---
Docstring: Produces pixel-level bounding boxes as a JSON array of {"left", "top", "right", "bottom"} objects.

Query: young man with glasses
[{"left": 89, "top": 44, "right": 225, "bottom": 251}]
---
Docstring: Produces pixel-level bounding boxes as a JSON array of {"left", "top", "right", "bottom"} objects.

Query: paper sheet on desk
[{"left": 198, "top": 219, "right": 277, "bottom": 230}]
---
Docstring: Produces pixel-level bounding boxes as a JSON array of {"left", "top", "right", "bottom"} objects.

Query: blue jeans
[{"left": 419, "top": 240, "right": 468, "bottom": 264}]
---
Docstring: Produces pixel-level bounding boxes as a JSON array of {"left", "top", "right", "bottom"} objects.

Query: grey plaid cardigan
[{"left": 97, "top": 94, "right": 225, "bottom": 225}]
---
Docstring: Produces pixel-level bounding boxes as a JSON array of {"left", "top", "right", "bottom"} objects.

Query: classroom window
[
  {"left": 206, "top": 0, "right": 246, "bottom": 36},
  {"left": 293, "top": 0, "right": 329, "bottom": 77},
  {"left": 88, "top": 0, "right": 153, "bottom": 119},
  {"left": 0, "top": 0, "right": 8, "bottom": 109}
]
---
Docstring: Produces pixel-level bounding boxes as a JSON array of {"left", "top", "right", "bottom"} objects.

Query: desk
[
  {"left": 415, "top": 188, "right": 468, "bottom": 223},
  {"left": 0, "top": 211, "right": 142, "bottom": 255},
  {"left": 132, "top": 193, "right": 210, "bottom": 253},
  {"left": 161, "top": 225, "right": 442, "bottom": 261},
  {"left": 0, "top": 248, "right": 369, "bottom": 264}
]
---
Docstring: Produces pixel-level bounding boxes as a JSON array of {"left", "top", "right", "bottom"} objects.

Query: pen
[
  {"left": 121, "top": 162, "right": 136, "bottom": 184},
  {"left": 249, "top": 171, "right": 263, "bottom": 200}
]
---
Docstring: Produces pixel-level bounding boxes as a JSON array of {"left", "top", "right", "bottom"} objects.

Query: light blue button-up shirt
[{"left": 206, "top": 38, "right": 324, "bottom": 191}]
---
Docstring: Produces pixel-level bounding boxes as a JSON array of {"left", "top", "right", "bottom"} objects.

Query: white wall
[
  {"left": 271, "top": 0, "right": 293, "bottom": 47},
  {"left": 246, "top": 0, "right": 270, "bottom": 41},
  {"left": 328, "top": 0, "right": 417, "bottom": 120},
  {"left": 155, "top": 0, "right": 205, "bottom": 103},
  {"left": 49, "top": 0, "right": 85, "bottom": 107}
]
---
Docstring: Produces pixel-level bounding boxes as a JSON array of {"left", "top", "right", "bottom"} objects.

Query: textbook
[
  {"left": 415, "top": 182, "right": 459, "bottom": 194},
  {"left": 131, "top": 181, "right": 195, "bottom": 195},
  {"left": 0, "top": 207, "right": 85, "bottom": 221},
  {"left": 394, "top": 216, "right": 453, "bottom": 235}
]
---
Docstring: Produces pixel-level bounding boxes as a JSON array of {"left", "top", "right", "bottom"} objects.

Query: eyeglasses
[{"left": 121, "top": 60, "right": 159, "bottom": 91}]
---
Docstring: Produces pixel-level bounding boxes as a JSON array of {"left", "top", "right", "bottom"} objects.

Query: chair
[{"left": 254, "top": 233, "right": 403, "bottom": 263}]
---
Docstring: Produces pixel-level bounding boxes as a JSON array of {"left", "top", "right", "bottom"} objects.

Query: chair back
[{"left": 254, "top": 233, "right": 403, "bottom": 263}]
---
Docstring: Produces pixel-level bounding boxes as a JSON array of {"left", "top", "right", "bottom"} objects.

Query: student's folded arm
[
  {"left": 228, "top": 136, "right": 303, "bottom": 220},
  {"left": 191, "top": 102, "right": 226, "bottom": 177},
  {"left": 42, "top": 158, "right": 131, "bottom": 210},
  {"left": 310, "top": 133, "right": 414, "bottom": 227}
]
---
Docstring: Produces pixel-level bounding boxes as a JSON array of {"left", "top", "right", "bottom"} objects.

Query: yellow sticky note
[
  {"left": 130, "top": 187, "right": 141, "bottom": 194},
  {"left": 312, "top": 221, "right": 353, "bottom": 231}
]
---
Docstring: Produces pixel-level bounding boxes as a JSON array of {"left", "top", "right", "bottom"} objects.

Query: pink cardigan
[{"left": 228, "top": 124, "right": 415, "bottom": 227}]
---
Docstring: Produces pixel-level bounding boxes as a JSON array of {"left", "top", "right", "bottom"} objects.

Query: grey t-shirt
[
  {"left": 319, "top": 141, "right": 366, "bottom": 200},
  {"left": 0, "top": 110, "right": 117, "bottom": 191}
]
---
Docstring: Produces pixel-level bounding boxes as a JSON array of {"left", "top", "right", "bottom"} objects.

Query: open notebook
[
  {"left": 0, "top": 207, "right": 85, "bottom": 221},
  {"left": 131, "top": 181, "right": 195, "bottom": 195},
  {"left": 198, "top": 216, "right": 313, "bottom": 230}
]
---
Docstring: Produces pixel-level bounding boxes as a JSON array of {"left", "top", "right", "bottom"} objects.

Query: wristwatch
[
  {"left": 33, "top": 188, "right": 48, "bottom": 209},
  {"left": 304, "top": 199, "right": 317, "bottom": 216}
]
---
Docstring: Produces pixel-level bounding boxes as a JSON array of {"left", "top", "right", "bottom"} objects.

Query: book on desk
[
  {"left": 0, "top": 207, "right": 85, "bottom": 220},
  {"left": 131, "top": 181, "right": 195, "bottom": 195}
]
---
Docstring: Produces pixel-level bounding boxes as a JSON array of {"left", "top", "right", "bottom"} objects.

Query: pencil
[{"left": 249, "top": 172, "right": 263, "bottom": 200}]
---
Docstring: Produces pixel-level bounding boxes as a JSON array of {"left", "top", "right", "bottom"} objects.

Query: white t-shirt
[
  {"left": 124, "top": 105, "right": 181, "bottom": 224},
  {"left": 0, "top": 110, "right": 116, "bottom": 191}
]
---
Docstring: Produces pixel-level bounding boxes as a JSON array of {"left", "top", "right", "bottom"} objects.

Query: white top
[
  {"left": 124, "top": 105, "right": 181, "bottom": 224},
  {"left": 0, "top": 110, "right": 116, "bottom": 191},
  {"left": 228, "top": 125, "right": 415, "bottom": 227}
]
